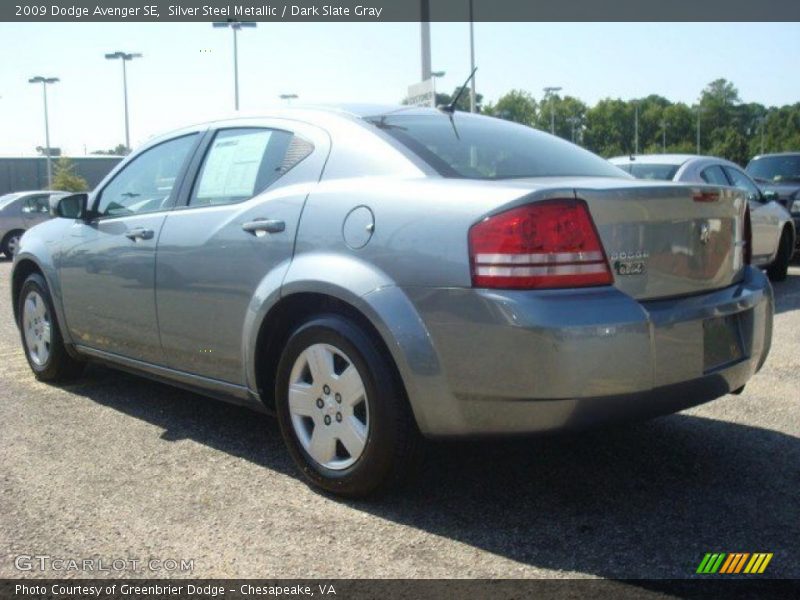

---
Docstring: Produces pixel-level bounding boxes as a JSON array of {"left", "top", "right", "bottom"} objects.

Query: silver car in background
[
  {"left": 12, "top": 107, "right": 772, "bottom": 497},
  {"left": 0, "top": 190, "right": 69, "bottom": 258},
  {"left": 610, "top": 154, "right": 795, "bottom": 280}
]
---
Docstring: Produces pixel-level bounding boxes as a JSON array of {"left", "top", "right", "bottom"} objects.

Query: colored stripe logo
[{"left": 696, "top": 552, "right": 773, "bottom": 574}]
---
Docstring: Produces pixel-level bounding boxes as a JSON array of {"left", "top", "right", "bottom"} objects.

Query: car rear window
[
  {"left": 365, "top": 114, "right": 626, "bottom": 180},
  {"left": 746, "top": 155, "right": 800, "bottom": 184},
  {"left": 625, "top": 163, "right": 679, "bottom": 181}
]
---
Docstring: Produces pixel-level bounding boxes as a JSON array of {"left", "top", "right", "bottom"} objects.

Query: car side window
[
  {"left": 189, "top": 128, "right": 313, "bottom": 207},
  {"left": 96, "top": 134, "right": 198, "bottom": 218},
  {"left": 23, "top": 194, "right": 50, "bottom": 213},
  {"left": 700, "top": 165, "right": 729, "bottom": 186},
  {"left": 723, "top": 167, "right": 761, "bottom": 202}
]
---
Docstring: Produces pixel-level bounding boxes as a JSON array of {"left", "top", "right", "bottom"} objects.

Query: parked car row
[
  {"left": 610, "top": 154, "right": 796, "bottom": 281},
  {"left": 11, "top": 106, "right": 774, "bottom": 497}
]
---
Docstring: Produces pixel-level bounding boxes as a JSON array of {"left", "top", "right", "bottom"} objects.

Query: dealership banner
[{"left": 2, "top": 0, "right": 799, "bottom": 22}]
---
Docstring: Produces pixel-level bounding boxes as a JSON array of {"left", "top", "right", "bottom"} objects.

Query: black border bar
[{"left": 3, "top": 0, "right": 800, "bottom": 22}]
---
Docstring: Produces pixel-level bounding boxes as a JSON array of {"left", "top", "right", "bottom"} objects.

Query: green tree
[
  {"left": 91, "top": 144, "right": 131, "bottom": 156},
  {"left": 486, "top": 89, "right": 537, "bottom": 126},
  {"left": 51, "top": 157, "right": 89, "bottom": 192}
]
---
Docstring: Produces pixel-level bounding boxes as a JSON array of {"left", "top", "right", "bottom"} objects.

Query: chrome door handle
[
  {"left": 242, "top": 219, "right": 285, "bottom": 236},
  {"left": 125, "top": 227, "right": 154, "bottom": 241}
]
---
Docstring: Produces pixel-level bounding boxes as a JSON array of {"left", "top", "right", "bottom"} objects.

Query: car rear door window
[
  {"left": 189, "top": 128, "right": 313, "bottom": 207},
  {"left": 23, "top": 194, "right": 50, "bottom": 214},
  {"left": 700, "top": 165, "right": 729, "bottom": 186},
  {"left": 96, "top": 134, "right": 198, "bottom": 218},
  {"left": 723, "top": 166, "right": 762, "bottom": 201}
]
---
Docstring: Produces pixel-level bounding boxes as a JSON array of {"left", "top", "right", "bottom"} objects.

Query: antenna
[{"left": 441, "top": 67, "right": 477, "bottom": 113}]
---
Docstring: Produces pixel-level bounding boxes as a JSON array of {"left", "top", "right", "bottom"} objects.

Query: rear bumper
[{"left": 403, "top": 266, "right": 773, "bottom": 437}]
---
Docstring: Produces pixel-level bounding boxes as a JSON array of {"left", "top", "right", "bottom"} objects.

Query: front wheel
[
  {"left": 767, "top": 228, "right": 793, "bottom": 282},
  {"left": 2, "top": 231, "right": 22, "bottom": 258},
  {"left": 275, "top": 314, "right": 420, "bottom": 497},
  {"left": 18, "top": 273, "right": 85, "bottom": 381}
]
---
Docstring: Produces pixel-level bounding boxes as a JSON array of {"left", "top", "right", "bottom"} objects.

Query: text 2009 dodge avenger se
[{"left": 12, "top": 106, "right": 773, "bottom": 497}]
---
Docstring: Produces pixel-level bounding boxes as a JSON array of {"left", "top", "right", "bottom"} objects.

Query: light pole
[
  {"left": 696, "top": 106, "right": 704, "bottom": 155},
  {"left": 431, "top": 70, "right": 445, "bottom": 104},
  {"left": 28, "top": 76, "right": 58, "bottom": 188},
  {"left": 279, "top": 94, "right": 298, "bottom": 105},
  {"left": 633, "top": 102, "right": 639, "bottom": 154},
  {"left": 757, "top": 115, "right": 767, "bottom": 155},
  {"left": 567, "top": 116, "right": 580, "bottom": 144},
  {"left": 213, "top": 20, "right": 257, "bottom": 111},
  {"left": 660, "top": 118, "right": 668, "bottom": 152},
  {"left": 468, "top": 0, "right": 476, "bottom": 113},
  {"left": 105, "top": 51, "right": 141, "bottom": 151},
  {"left": 543, "top": 86, "right": 562, "bottom": 134}
]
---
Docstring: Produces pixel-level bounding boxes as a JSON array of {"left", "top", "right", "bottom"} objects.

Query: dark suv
[{"left": 746, "top": 152, "right": 800, "bottom": 250}]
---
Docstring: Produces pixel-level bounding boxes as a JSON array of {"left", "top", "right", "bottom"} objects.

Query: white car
[
  {"left": 610, "top": 154, "right": 796, "bottom": 281},
  {"left": 0, "top": 190, "right": 70, "bottom": 258}
]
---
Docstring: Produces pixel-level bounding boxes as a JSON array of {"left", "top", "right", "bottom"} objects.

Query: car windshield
[
  {"left": 366, "top": 113, "right": 627, "bottom": 180},
  {"left": 621, "top": 163, "right": 680, "bottom": 181},
  {"left": 746, "top": 155, "right": 800, "bottom": 183},
  {"left": 0, "top": 193, "right": 23, "bottom": 209}
]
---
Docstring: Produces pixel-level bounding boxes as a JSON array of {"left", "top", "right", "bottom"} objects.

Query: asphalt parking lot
[{"left": 0, "top": 257, "right": 798, "bottom": 580}]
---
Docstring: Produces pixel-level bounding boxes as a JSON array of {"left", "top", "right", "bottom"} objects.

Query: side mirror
[
  {"left": 52, "top": 193, "right": 88, "bottom": 219},
  {"left": 762, "top": 190, "right": 779, "bottom": 202}
]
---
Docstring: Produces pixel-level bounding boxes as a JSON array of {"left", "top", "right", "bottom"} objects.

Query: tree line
[{"left": 432, "top": 79, "right": 800, "bottom": 166}]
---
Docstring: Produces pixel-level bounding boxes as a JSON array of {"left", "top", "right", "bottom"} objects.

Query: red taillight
[
  {"left": 744, "top": 205, "right": 752, "bottom": 265},
  {"left": 468, "top": 199, "right": 613, "bottom": 289}
]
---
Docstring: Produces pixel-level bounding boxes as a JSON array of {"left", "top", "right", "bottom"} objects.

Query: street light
[
  {"left": 660, "top": 118, "right": 668, "bottom": 152},
  {"left": 213, "top": 20, "right": 257, "bottom": 111},
  {"left": 567, "top": 116, "right": 581, "bottom": 144},
  {"left": 756, "top": 115, "right": 767, "bottom": 155},
  {"left": 543, "top": 86, "right": 562, "bottom": 134},
  {"left": 431, "top": 70, "right": 445, "bottom": 104},
  {"left": 279, "top": 94, "right": 298, "bottom": 105},
  {"left": 28, "top": 76, "right": 59, "bottom": 188},
  {"left": 633, "top": 101, "right": 639, "bottom": 154},
  {"left": 695, "top": 105, "right": 704, "bottom": 155},
  {"left": 105, "top": 51, "right": 142, "bottom": 151},
  {"left": 468, "top": 0, "right": 476, "bottom": 113}
]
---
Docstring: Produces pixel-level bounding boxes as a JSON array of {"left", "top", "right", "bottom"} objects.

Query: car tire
[
  {"left": 767, "top": 228, "right": 793, "bottom": 282},
  {"left": 18, "top": 273, "right": 85, "bottom": 382},
  {"left": 275, "top": 313, "right": 420, "bottom": 498},
  {"left": 2, "top": 230, "right": 23, "bottom": 259}
]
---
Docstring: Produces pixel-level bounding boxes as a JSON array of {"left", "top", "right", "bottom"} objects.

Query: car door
[
  {"left": 59, "top": 133, "right": 201, "bottom": 362},
  {"left": 723, "top": 165, "right": 781, "bottom": 262},
  {"left": 155, "top": 121, "right": 329, "bottom": 384},
  {"left": 21, "top": 193, "right": 52, "bottom": 227}
]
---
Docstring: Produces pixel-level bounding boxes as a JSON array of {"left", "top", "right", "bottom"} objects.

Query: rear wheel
[
  {"left": 767, "top": 227, "right": 793, "bottom": 282},
  {"left": 18, "top": 273, "right": 85, "bottom": 381},
  {"left": 275, "top": 314, "right": 420, "bottom": 497},
  {"left": 2, "top": 230, "right": 23, "bottom": 258}
]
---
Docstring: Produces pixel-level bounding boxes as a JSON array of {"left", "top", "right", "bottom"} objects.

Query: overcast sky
[{"left": 1, "top": 22, "right": 798, "bottom": 155}]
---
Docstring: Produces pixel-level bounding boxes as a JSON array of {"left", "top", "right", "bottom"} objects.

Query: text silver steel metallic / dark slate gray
[{"left": 11, "top": 106, "right": 774, "bottom": 496}]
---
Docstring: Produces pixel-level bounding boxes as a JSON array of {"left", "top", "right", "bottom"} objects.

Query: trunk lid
[{"left": 576, "top": 183, "right": 747, "bottom": 300}]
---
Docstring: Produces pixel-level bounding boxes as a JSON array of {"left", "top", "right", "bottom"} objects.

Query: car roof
[
  {"left": 749, "top": 152, "right": 800, "bottom": 160},
  {"left": 608, "top": 154, "right": 700, "bottom": 166}
]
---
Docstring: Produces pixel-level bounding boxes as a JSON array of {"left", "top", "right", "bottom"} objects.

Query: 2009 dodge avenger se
[{"left": 11, "top": 106, "right": 773, "bottom": 496}]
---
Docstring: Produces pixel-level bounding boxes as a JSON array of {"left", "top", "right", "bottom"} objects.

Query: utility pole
[
  {"left": 634, "top": 102, "right": 639, "bottom": 154},
  {"left": 660, "top": 119, "right": 667, "bottom": 152}
]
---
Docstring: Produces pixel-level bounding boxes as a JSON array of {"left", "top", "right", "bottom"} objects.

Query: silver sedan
[
  {"left": 0, "top": 190, "right": 69, "bottom": 258},
  {"left": 610, "top": 154, "right": 796, "bottom": 281},
  {"left": 12, "top": 107, "right": 772, "bottom": 497}
]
